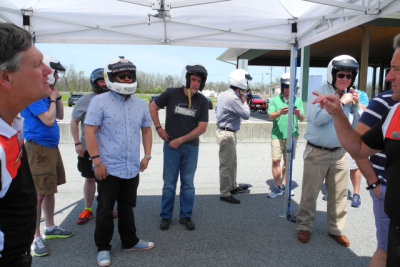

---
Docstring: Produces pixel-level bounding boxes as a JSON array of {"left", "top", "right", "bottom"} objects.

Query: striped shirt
[{"left": 359, "top": 90, "right": 398, "bottom": 184}]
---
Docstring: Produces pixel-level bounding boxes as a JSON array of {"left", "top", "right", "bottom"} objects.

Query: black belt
[
  {"left": 218, "top": 127, "right": 236, "bottom": 133},
  {"left": 307, "top": 141, "right": 340, "bottom": 152}
]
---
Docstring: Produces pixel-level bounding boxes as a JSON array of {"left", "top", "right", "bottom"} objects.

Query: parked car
[
  {"left": 207, "top": 98, "right": 213, "bottom": 109},
  {"left": 149, "top": 95, "right": 164, "bottom": 109},
  {"left": 68, "top": 93, "right": 84, "bottom": 107},
  {"left": 249, "top": 95, "right": 268, "bottom": 112}
]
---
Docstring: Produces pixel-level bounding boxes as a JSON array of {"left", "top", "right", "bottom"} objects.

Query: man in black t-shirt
[
  {"left": 150, "top": 64, "right": 208, "bottom": 231},
  {"left": 312, "top": 43, "right": 400, "bottom": 266}
]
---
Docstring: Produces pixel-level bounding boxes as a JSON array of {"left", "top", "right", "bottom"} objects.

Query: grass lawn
[
  {"left": 61, "top": 92, "right": 217, "bottom": 108},
  {"left": 61, "top": 92, "right": 155, "bottom": 107}
]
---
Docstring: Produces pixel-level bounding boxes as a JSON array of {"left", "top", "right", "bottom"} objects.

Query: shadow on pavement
[{"left": 32, "top": 193, "right": 369, "bottom": 267}]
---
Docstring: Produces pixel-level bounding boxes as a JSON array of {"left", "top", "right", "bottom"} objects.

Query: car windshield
[{"left": 252, "top": 95, "right": 261, "bottom": 99}]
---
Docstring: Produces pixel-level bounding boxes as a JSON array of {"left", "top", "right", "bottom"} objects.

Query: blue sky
[{"left": 36, "top": 43, "right": 327, "bottom": 84}]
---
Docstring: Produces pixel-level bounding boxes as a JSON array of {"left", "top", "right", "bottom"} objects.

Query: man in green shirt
[{"left": 267, "top": 73, "right": 305, "bottom": 198}]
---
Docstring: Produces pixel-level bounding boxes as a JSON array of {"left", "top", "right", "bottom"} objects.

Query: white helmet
[
  {"left": 104, "top": 56, "right": 137, "bottom": 95},
  {"left": 181, "top": 64, "right": 208, "bottom": 91},
  {"left": 326, "top": 55, "right": 359, "bottom": 89},
  {"left": 280, "top": 72, "right": 291, "bottom": 86},
  {"left": 229, "top": 69, "right": 252, "bottom": 90},
  {"left": 280, "top": 72, "right": 298, "bottom": 89},
  {"left": 43, "top": 55, "right": 65, "bottom": 86}
]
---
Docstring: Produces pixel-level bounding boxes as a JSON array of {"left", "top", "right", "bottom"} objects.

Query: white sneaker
[
  {"left": 32, "top": 237, "right": 49, "bottom": 257},
  {"left": 97, "top": 250, "right": 111, "bottom": 266}
]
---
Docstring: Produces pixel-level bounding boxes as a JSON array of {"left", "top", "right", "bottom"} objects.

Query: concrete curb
[{"left": 58, "top": 121, "right": 308, "bottom": 144}]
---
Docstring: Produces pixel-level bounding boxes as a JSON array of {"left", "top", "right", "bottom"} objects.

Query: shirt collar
[
  {"left": 0, "top": 116, "right": 22, "bottom": 138},
  {"left": 228, "top": 88, "right": 240, "bottom": 97},
  {"left": 110, "top": 90, "right": 132, "bottom": 101}
]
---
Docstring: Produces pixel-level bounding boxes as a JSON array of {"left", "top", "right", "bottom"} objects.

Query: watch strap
[
  {"left": 366, "top": 180, "right": 380, "bottom": 190},
  {"left": 89, "top": 155, "right": 100, "bottom": 160}
]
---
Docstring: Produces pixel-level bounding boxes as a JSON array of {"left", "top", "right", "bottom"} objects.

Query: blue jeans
[{"left": 160, "top": 142, "right": 199, "bottom": 219}]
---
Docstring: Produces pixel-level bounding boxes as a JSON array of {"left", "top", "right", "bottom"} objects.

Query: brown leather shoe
[
  {"left": 297, "top": 230, "right": 310, "bottom": 243},
  {"left": 329, "top": 234, "right": 350, "bottom": 247}
]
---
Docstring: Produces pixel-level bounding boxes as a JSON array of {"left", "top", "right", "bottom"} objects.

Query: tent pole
[{"left": 282, "top": 41, "right": 298, "bottom": 222}]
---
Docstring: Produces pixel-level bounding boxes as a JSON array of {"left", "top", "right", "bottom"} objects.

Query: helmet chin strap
[{"left": 187, "top": 87, "right": 192, "bottom": 109}]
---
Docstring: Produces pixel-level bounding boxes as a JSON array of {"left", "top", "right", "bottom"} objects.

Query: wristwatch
[
  {"left": 366, "top": 180, "right": 380, "bottom": 190},
  {"left": 144, "top": 155, "right": 152, "bottom": 160}
]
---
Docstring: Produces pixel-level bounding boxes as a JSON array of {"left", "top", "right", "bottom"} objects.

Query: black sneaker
[
  {"left": 179, "top": 218, "right": 195, "bottom": 230},
  {"left": 160, "top": 218, "right": 171, "bottom": 230},
  {"left": 220, "top": 195, "right": 240, "bottom": 204}
]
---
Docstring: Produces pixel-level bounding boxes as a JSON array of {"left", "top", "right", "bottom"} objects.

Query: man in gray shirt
[
  {"left": 216, "top": 69, "right": 252, "bottom": 204},
  {"left": 71, "top": 68, "right": 117, "bottom": 225}
]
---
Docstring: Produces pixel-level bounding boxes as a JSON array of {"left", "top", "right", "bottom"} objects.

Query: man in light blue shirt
[
  {"left": 84, "top": 57, "right": 154, "bottom": 267},
  {"left": 216, "top": 69, "right": 251, "bottom": 204},
  {"left": 296, "top": 55, "right": 362, "bottom": 247}
]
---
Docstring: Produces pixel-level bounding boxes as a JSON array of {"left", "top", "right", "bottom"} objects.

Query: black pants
[
  {"left": 94, "top": 174, "right": 139, "bottom": 251},
  {"left": 387, "top": 220, "right": 400, "bottom": 267},
  {"left": 0, "top": 252, "right": 32, "bottom": 267}
]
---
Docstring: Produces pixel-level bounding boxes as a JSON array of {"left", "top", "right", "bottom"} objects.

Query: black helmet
[
  {"left": 181, "top": 64, "right": 208, "bottom": 91},
  {"left": 43, "top": 55, "right": 65, "bottom": 86},
  {"left": 327, "top": 55, "right": 359, "bottom": 89},
  {"left": 90, "top": 68, "right": 109, "bottom": 94}
]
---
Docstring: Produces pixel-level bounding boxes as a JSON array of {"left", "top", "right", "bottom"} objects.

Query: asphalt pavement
[{"left": 32, "top": 142, "right": 377, "bottom": 267}]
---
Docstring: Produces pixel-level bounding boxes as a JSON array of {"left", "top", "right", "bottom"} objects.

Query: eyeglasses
[
  {"left": 337, "top": 73, "right": 353, "bottom": 80},
  {"left": 116, "top": 73, "right": 134, "bottom": 80},
  {"left": 282, "top": 84, "right": 290, "bottom": 89}
]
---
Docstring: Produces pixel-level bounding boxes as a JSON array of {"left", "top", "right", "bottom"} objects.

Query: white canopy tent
[
  {"left": 1, "top": 0, "right": 399, "bottom": 49},
  {"left": 1, "top": 0, "right": 400, "bottom": 219}
]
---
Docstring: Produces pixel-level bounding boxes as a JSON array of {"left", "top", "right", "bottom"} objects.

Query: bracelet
[
  {"left": 74, "top": 142, "right": 81, "bottom": 146},
  {"left": 89, "top": 155, "right": 100, "bottom": 160},
  {"left": 56, "top": 96, "right": 62, "bottom": 101},
  {"left": 93, "top": 162, "right": 103, "bottom": 169},
  {"left": 49, "top": 100, "right": 56, "bottom": 104},
  {"left": 366, "top": 180, "right": 380, "bottom": 190},
  {"left": 144, "top": 155, "right": 152, "bottom": 160},
  {"left": 155, "top": 126, "right": 162, "bottom": 131}
]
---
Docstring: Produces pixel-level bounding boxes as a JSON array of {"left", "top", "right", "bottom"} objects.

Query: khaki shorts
[
  {"left": 25, "top": 140, "right": 66, "bottom": 195},
  {"left": 347, "top": 153, "right": 359, "bottom": 170},
  {"left": 271, "top": 137, "right": 297, "bottom": 160}
]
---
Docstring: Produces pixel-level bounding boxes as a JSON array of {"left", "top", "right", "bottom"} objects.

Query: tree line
[{"left": 57, "top": 65, "right": 271, "bottom": 94}]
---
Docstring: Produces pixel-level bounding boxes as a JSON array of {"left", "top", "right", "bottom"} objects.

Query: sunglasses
[
  {"left": 282, "top": 84, "right": 290, "bottom": 89},
  {"left": 116, "top": 73, "right": 134, "bottom": 80},
  {"left": 337, "top": 73, "right": 352, "bottom": 80}
]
